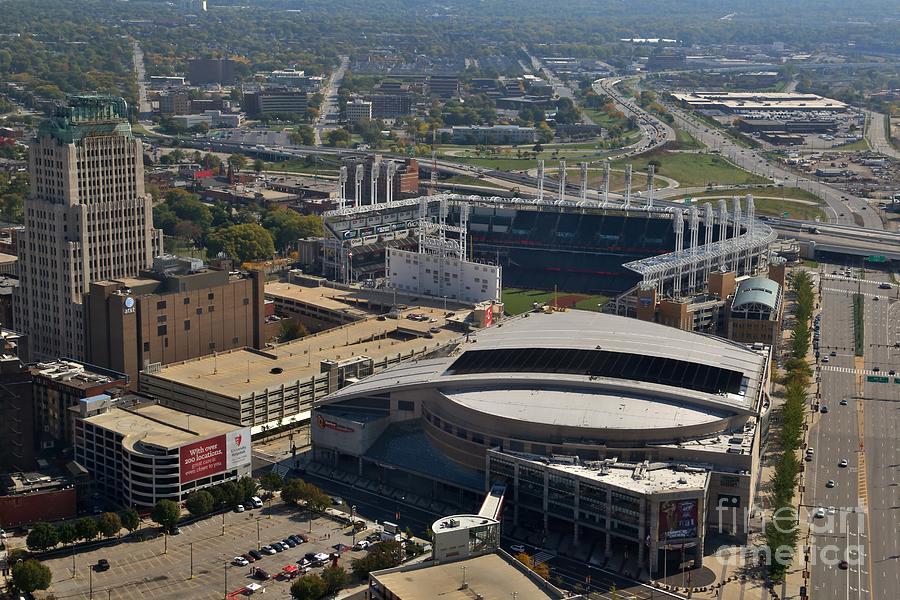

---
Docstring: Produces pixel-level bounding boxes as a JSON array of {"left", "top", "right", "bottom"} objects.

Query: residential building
[
  {"left": 31, "top": 359, "right": 127, "bottom": 450},
  {"left": 14, "top": 95, "right": 162, "bottom": 360},
  {"left": 158, "top": 91, "right": 191, "bottom": 116},
  {"left": 345, "top": 99, "right": 373, "bottom": 124},
  {"left": 73, "top": 398, "right": 251, "bottom": 507},
  {"left": 84, "top": 256, "right": 267, "bottom": 385},
  {"left": 188, "top": 58, "right": 236, "bottom": 86}
]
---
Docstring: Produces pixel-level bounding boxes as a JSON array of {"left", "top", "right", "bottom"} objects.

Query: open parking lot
[{"left": 43, "top": 501, "right": 370, "bottom": 599}]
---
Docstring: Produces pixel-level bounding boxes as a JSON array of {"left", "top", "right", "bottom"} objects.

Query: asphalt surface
[
  {"left": 808, "top": 264, "right": 900, "bottom": 600},
  {"left": 863, "top": 110, "right": 900, "bottom": 161},
  {"left": 661, "top": 104, "right": 883, "bottom": 230}
]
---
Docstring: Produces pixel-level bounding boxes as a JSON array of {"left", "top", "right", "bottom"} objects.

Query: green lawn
[
  {"left": 502, "top": 287, "right": 609, "bottom": 315},
  {"left": 265, "top": 158, "right": 340, "bottom": 176},
  {"left": 831, "top": 138, "right": 869, "bottom": 151},
  {"left": 613, "top": 150, "right": 770, "bottom": 188},
  {"left": 673, "top": 186, "right": 820, "bottom": 202},
  {"left": 670, "top": 126, "right": 706, "bottom": 150},
  {"left": 443, "top": 175, "right": 504, "bottom": 189},
  {"left": 672, "top": 188, "right": 827, "bottom": 221}
]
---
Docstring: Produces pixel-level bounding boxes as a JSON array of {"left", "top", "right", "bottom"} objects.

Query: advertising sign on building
[
  {"left": 658, "top": 499, "right": 699, "bottom": 541},
  {"left": 179, "top": 427, "right": 252, "bottom": 484}
]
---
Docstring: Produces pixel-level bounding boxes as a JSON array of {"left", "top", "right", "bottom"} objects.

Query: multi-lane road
[
  {"left": 808, "top": 266, "right": 900, "bottom": 600},
  {"left": 863, "top": 110, "right": 900, "bottom": 161}
]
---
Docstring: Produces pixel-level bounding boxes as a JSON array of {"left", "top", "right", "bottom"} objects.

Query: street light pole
[
  {"left": 351, "top": 505, "right": 357, "bottom": 546},
  {"left": 257, "top": 519, "right": 261, "bottom": 550},
  {"left": 189, "top": 542, "right": 194, "bottom": 579},
  {"left": 89, "top": 565, "right": 93, "bottom": 600}
]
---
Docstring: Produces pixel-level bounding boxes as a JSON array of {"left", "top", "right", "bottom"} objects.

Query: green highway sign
[
  {"left": 782, "top": 211, "right": 789, "bottom": 218},
  {"left": 867, "top": 375, "right": 889, "bottom": 383},
  {"left": 866, "top": 255, "right": 887, "bottom": 263}
]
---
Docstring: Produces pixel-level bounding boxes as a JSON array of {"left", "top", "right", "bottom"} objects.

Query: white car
[
  {"left": 839, "top": 459, "right": 848, "bottom": 468},
  {"left": 827, "top": 507, "right": 836, "bottom": 515},
  {"left": 235, "top": 505, "right": 245, "bottom": 513},
  {"left": 354, "top": 540, "right": 371, "bottom": 551},
  {"left": 261, "top": 546, "right": 277, "bottom": 555},
  {"left": 233, "top": 556, "right": 249, "bottom": 567},
  {"left": 510, "top": 544, "right": 526, "bottom": 553},
  {"left": 814, "top": 507, "right": 826, "bottom": 518}
]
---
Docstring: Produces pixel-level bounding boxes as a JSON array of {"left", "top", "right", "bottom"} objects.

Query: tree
[
  {"left": 253, "top": 158, "right": 265, "bottom": 173},
  {"left": 185, "top": 490, "right": 216, "bottom": 517},
  {"left": 321, "top": 565, "right": 350, "bottom": 594},
  {"left": 206, "top": 224, "right": 275, "bottom": 264},
  {"left": 532, "top": 142, "right": 543, "bottom": 154},
  {"left": 350, "top": 540, "right": 404, "bottom": 579},
  {"left": 325, "top": 128, "right": 351, "bottom": 147},
  {"left": 290, "top": 573, "right": 328, "bottom": 600},
  {"left": 281, "top": 478, "right": 306, "bottom": 505},
  {"left": 228, "top": 153, "right": 248, "bottom": 172},
  {"left": 56, "top": 522, "right": 78, "bottom": 546},
  {"left": 74, "top": 517, "right": 98, "bottom": 542},
  {"left": 11, "top": 559, "right": 52, "bottom": 594},
  {"left": 515, "top": 551, "right": 550, "bottom": 580},
  {"left": 152, "top": 499, "right": 181, "bottom": 534},
  {"left": 288, "top": 125, "right": 315, "bottom": 146},
  {"left": 260, "top": 472, "right": 284, "bottom": 494},
  {"left": 98, "top": 512, "right": 122, "bottom": 539},
  {"left": 26, "top": 522, "right": 59, "bottom": 552},
  {"left": 262, "top": 209, "right": 323, "bottom": 251},
  {"left": 120, "top": 507, "right": 141, "bottom": 533}
]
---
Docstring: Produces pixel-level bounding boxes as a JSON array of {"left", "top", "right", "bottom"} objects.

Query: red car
[{"left": 242, "top": 553, "right": 256, "bottom": 563}]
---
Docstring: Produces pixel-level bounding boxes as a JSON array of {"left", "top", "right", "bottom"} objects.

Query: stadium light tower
[
  {"left": 558, "top": 159, "right": 566, "bottom": 201},
  {"left": 624, "top": 164, "right": 632, "bottom": 208},
  {"left": 731, "top": 196, "right": 742, "bottom": 273},
  {"left": 744, "top": 194, "right": 755, "bottom": 274},
  {"left": 339, "top": 166, "right": 348, "bottom": 210},
  {"left": 688, "top": 205, "right": 700, "bottom": 291},
  {"left": 672, "top": 209, "right": 684, "bottom": 297},
  {"left": 703, "top": 203, "right": 715, "bottom": 287},
  {"left": 602, "top": 160, "right": 610, "bottom": 207},
  {"left": 385, "top": 161, "right": 398, "bottom": 205},
  {"left": 718, "top": 199, "right": 729, "bottom": 270},
  {"left": 370, "top": 157, "right": 381, "bottom": 204},
  {"left": 354, "top": 164, "right": 364, "bottom": 208},
  {"left": 580, "top": 162, "right": 588, "bottom": 202},
  {"left": 646, "top": 164, "right": 655, "bottom": 210},
  {"left": 536, "top": 159, "right": 545, "bottom": 201}
]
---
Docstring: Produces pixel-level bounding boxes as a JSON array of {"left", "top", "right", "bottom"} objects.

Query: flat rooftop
[
  {"left": 264, "top": 282, "right": 370, "bottom": 317},
  {"left": 444, "top": 386, "right": 729, "bottom": 430},
  {"left": 84, "top": 403, "right": 239, "bottom": 451},
  {"left": 372, "top": 551, "right": 568, "bottom": 600},
  {"left": 496, "top": 449, "right": 710, "bottom": 495},
  {"left": 141, "top": 309, "right": 460, "bottom": 399},
  {"left": 672, "top": 91, "right": 847, "bottom": 111}
]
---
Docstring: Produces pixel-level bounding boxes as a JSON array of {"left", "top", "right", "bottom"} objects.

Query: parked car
[
  {"left": 283, "top": 538, "right": 297, "bottom": 548},
  {"left": 235, "top": 505, "right": 245, "bottom": 513},
  {"left": 510, "top": 544, "right": 526, "bottom": 553},
  {"left": 242, "top": 553, "right": 256, "bottom": 563},
  {"left": 252, "top": 568, "right": 271, "bottom": 580},
  {"left": 233, "top": 556, "right": 249, "bottom": 567},
  {"left": 272, "top": 542, "right": 284, "bottom": 552},
  {"left": 248, "top": 550, "right": 263, "bottom": 560},
  {"left": 250, "top": 496, "right": 263, "bottom": 509},
  {"left": 261, "top": 546, "right": 277, "bottom": 555},
  {"left": 95, "top": 559, "right": 110, "bottom": 572},
  {"left": 814, "top": 507, "right": 826, "bottom": 518},
  {"left": 353, "top": 540, "right": 371, "bottom": 551}
]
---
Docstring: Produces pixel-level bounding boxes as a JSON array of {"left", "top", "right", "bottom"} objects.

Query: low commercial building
[
  {"left": 84, "top": 256, "right": 267, "bottom": 385},
  {"left": 139, "top": 286, "right": 468, "bottom": 433},
  {"left": 158, "top": 92, "right": 191, "bottom": 116},
  {"left": 672, "top": 91, "right": 847, "bottom": 113},
  {"left": 243, "top": 88, "right": 308, "bottom": 117},
  {"left": 73, "top": 398, "right": 252, "bottom": 507},
  {"left": 172, "top": 110, "right": 241, "bottom": 129},
  {"left": 367, "top": 550, "right": 579, "bottom": 600},
  {"left": 439, "top": 125, "right": 536, "bottom": 145},
  {"left": 427, "top": 75, "right": 460, "bottom": 98},
  {"left": 0, "top": 467, "right": 82, "bottom": 527}
]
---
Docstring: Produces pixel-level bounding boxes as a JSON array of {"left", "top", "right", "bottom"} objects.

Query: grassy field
[
  {"left": 670, "top": 126, "right": 706, "bottom": 150},
  {"left": 613, "top": 150, "right": 770, "bottom": 188},
  {"left": 672, "top": 187, "right": 827, "bottom": 221},
  {"left": 502, "top": 287, "right": 609, "bottom": 315},
  {"left": 264, "top": 158, "right": 340, "bottom": 176},
  {"left": 562, "top": 168, "right": 655, "bottom": 192},
  {"left": 831, "top": 138, "right": 869, "bottom": 151},
  {"left": 443, "top": 175, "right": 504, "bottom": 188}
]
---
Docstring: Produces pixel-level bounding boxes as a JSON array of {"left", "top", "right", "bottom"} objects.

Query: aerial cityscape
[{"left": 0, "top": 1, "right": 898, "bottom": 599}]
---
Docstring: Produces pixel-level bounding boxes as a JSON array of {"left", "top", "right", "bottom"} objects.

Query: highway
[
  {"left": 592, "top": 76, "right": 674, "bottom": 157},
  {"left": 661, "top": 101, "right": 884, "bottom": 230},
  {"left": 313, "top": 55, "right": 348, "bottom": 146},
  {"left": 863, "top": 110, "right": 900, "bottom": 161},
  {"left": 808, "top": 265, "right": 900, "bottom": 600}
]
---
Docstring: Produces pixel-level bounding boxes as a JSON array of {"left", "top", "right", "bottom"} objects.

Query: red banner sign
[{"left": 180, "top": 434, "right": 226, "bottom": 484}]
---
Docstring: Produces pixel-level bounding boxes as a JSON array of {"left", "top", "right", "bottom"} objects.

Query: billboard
[
  {"left": 179, "top": 427, "right": 252, "bottom": 484},
  {"left": 658, "top": 499, "right": 699, "bottom": 541}
]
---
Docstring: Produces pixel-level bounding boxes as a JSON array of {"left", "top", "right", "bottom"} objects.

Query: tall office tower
[{"left": 14, "top": 95, "right": 162, "bottom": 360}]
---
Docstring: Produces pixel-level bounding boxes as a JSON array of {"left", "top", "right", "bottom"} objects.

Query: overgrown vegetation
[
  {"left": 853, "top": 293, "right": 865, "bottom": 357},
  {"left": 764, "top": 270, "right": 814, "bottom": 582}
]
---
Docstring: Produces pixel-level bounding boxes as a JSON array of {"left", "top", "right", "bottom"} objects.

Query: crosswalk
[
  {"left": 821, "top": 274, "right": 896, "bottom": 289},
  {"left": 821, "top": 288, "right": 890, "bottom": 299},
  {"left": 821, "top": 366, "right": 887, "bottom": 377},
  {"left": 532, "top": 550, "right": 555, "bottom": 565}
]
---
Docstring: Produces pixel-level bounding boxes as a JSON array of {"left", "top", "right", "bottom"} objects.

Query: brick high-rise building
[{"left": 14, "top": 95, "right": 162, "bottom": 360}]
